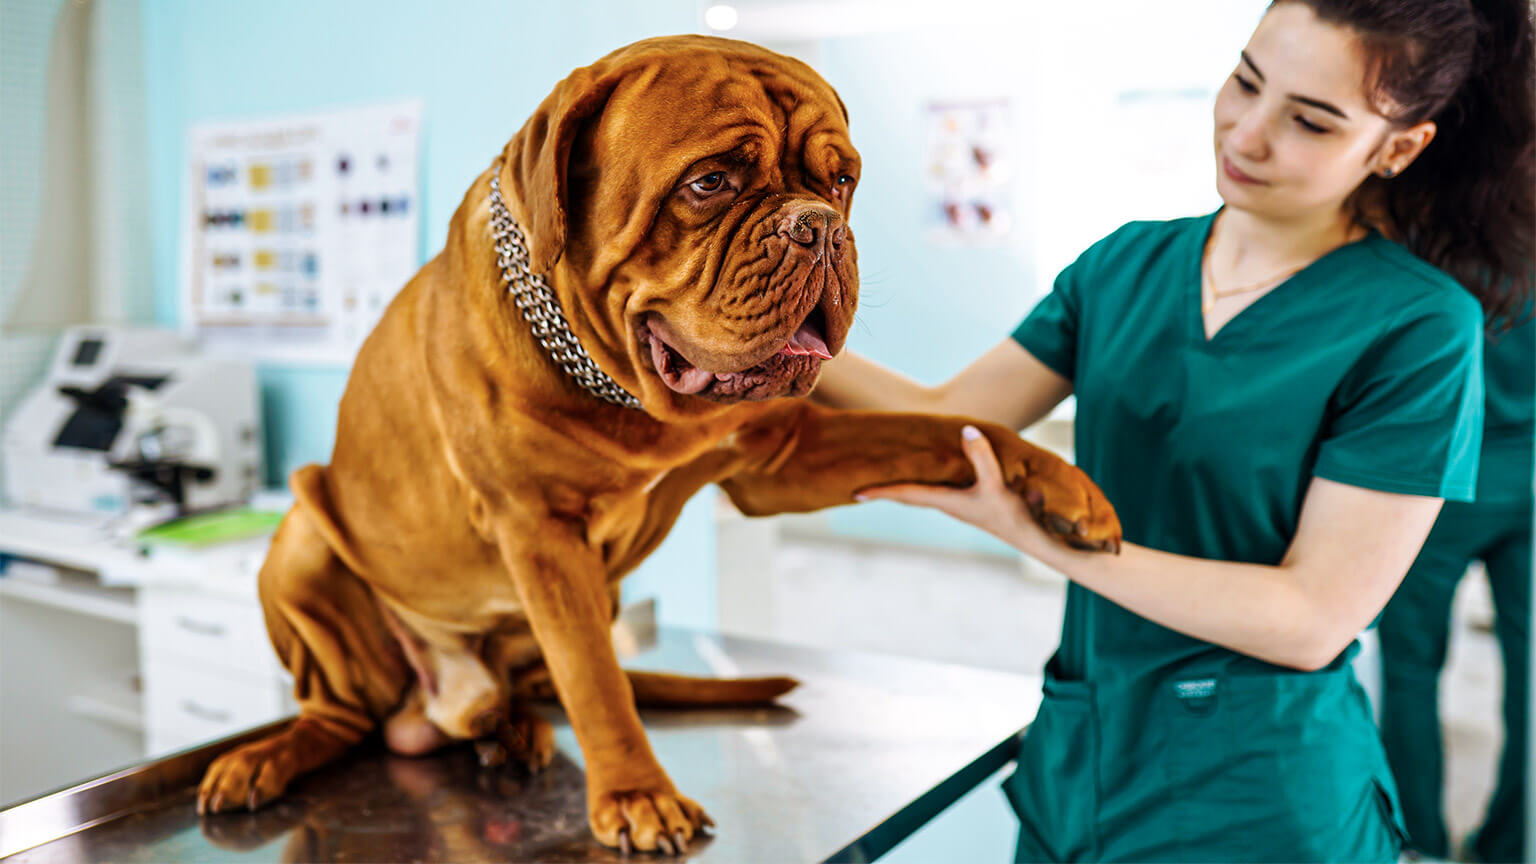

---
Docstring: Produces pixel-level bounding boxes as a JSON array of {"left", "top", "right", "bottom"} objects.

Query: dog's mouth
[{"left": 640, "top": 309, "right": 832, "bottom": 402}]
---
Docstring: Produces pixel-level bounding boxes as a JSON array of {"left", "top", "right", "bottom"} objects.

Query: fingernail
[
  {"left": 962, "top": 425, "right": 982, "bottom": 440},
  {"left": 854, "top": 493, "right": 868, "bottom": 501}
]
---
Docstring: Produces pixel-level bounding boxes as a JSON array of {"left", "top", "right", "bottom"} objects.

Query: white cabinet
[
  {"left": 139, "top": 588, "right": 279, "bottom": 673},
  {"left": 0, "top": 571, "right": 143, "bottom": 806},
  {"left": 0, "top": 507, "right": 295, "bottom": 802},
  {"left": 137, "top": 587, "right": 294, "bottom": 756},
  {"left": 142, "top": 658, "right": 289, "bottom": 754}
]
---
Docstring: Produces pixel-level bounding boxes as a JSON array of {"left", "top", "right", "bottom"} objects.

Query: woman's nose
[{"left": 1226, "top": 108, "right": 1270, "bottom": 160}]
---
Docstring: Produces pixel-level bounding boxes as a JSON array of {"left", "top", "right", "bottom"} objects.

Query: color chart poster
[{"left": 182, "top": 102, "right": 422, "bottom": 364}]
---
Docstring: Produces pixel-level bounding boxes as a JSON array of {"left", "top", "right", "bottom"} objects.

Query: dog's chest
[{"left": 592, "top": 440, "right": 759, "bottom": 576}]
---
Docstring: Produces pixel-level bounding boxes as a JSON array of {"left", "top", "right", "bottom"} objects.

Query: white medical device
[{"left": 3, "top": 327, "right": 263, "bottom": 516}]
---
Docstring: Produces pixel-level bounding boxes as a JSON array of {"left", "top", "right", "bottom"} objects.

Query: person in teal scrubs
[
  {"left": 1377, "top": 310, "right": 1533, "bottom": 864},
  {"left": 814, "top": 0, "right": 1534, "bottom": 860}
]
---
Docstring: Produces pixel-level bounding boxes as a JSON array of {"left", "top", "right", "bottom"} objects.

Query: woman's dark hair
[{"left": 1279, "top": 0, "right": 1534, "bottom": 329}]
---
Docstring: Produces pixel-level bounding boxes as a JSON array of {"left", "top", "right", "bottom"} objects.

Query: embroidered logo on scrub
[{"left": 1174, "top": 678, "right": 1219, "bottom": 715}]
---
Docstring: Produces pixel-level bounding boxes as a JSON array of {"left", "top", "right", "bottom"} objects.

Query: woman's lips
[{"left": 1222, "top": 156, "right": 1266, "bottom": 185}]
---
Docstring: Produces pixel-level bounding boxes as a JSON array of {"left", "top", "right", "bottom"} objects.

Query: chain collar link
[{"left": 487, "top": 160, "right": 644, "bottom": 410}]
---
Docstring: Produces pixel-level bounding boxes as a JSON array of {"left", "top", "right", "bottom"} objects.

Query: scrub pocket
[
  {"left": 1004, "top": 658, "right": 1099, "bottom": 862},
  {"left": 1159, "top": 667, "right": 1404, "bottom": 863}
]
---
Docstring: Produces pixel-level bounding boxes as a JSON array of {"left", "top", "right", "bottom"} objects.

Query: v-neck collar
[{"left": 1185, "top": 209, "right": 1381, "bottom": 348}]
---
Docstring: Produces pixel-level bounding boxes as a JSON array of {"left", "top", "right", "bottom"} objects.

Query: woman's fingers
[
  {"left": 855, "top": 483, "right": 966, "bottom": 508},
  {"left": 856, "top": 426, "right": 1005, "bottom": 506},
  {"left": 960, "top": 426, "right": 1005, "bottom": 490}
]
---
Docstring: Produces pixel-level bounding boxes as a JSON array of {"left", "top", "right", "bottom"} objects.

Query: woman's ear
[
  {"left": 502, "top": 65, "right": 619, "bottom": 275},
  {"left": 1377, "top": 120, "right": 1436, "bottom": 177}
]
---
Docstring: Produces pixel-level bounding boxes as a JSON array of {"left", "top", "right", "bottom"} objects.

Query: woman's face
[{"left": 1212, "top": 2, "right": 1400, "bottom": 220}]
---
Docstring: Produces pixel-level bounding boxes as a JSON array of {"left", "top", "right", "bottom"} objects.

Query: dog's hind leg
[
  {"left": 197, "top": 502, "right": 411, "bottom": 814},
  {"left": 469, "top": 703, "right": 557, "bottom": 773}
]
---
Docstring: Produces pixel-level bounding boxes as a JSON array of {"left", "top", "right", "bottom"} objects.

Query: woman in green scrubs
[
  {"left": 815, "top": 0, "right": 1534, "bottom": 860},
  {"left": 1377, "top": 312, "right": 1533, "bottom": 863}
]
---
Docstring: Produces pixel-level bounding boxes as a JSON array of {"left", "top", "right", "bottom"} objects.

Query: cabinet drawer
[
  {"left": 143, "top": 660, "right": 287, "bottom": 745},
  {"left": 139, "top": 588, "right": 280, "bottom": 677},
  {"left": 146, "top": 725, "right": 207, "bottom": 759}
]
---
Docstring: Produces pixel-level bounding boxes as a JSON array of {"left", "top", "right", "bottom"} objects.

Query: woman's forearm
[
  {"left": 1032, "top": 541, "right": 1350, "bottom": 671},
  {"left": 813, "top": 342, "right": 1073, "bottom": 430},
  {"left": 810, "top": 351, "right": 940, "bottom": 413}
]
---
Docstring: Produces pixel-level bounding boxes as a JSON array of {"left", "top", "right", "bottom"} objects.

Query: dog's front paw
[
  {"left": 197, "top": 719, "right": 352, "bottom": 815},
  {"left": 197, "top": 737, "right": 299, "bottom": 814},
  {"left": 1010, "top": 448, "right": 1121, "bottom": 554},
  {"left": 589, "top": 785, "right": 713, "bottom": 856}
]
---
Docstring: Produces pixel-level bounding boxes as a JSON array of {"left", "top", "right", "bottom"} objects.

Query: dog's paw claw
[
  {"left": 475, "top": 739, "right": 508, "bottom": 768},
  {"left": 493, "top": 710, "right": 555, "bottom": 775},
  {"left": 1045, "top": 513, "right": 1076, "bottom": 536},
  {"left": 592, "top": 786, "right": 707, "bottom": 854},
  {"left": 1016, "top": 473, "right": 1120, "bottom": 554}
]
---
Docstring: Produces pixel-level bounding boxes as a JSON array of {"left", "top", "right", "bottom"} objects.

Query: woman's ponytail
[{"left": 1289, "top": 0, "right": 1534, "bottom": 328}]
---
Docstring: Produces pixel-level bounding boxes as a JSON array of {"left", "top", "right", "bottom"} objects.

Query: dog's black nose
[{"left": 779, "top": 204, "right": 844, "bottom": 254}]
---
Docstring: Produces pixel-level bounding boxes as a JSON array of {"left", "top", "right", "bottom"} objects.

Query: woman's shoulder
[
  {"left": 1073, "top": 213, "right": 1212, "bottom": 273},
  {"left": 1091, "top": 213, "right": 1210, "bottom": 252},
  {"left": 1354, "top": 234, "right": 1484, "bottom": 333}
]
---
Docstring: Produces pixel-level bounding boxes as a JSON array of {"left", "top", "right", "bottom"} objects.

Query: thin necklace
[
  {"left": 1200, "top": 255, "right": 1310, "bottom": 316},
  {"left": 1200, "top": 217, "right": 1360, "bottom": 316}
]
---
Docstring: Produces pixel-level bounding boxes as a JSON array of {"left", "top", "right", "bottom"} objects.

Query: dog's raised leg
[
  {"left": 197, "top": 505, "right": 411, "bottom": 814},
  {"left": 496, "top": 523, "right": 707, "bottom": 856},
  {"left": 722, "top": 403, "right": 1122, "bottom": 551}
]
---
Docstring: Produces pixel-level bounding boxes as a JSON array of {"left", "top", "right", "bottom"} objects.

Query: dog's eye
[
  {"left": 689, "top": 172, "right": 727, "bottom": 194},
  {"left": 835, "top": 174, "right": 855, "bottom": 186}
]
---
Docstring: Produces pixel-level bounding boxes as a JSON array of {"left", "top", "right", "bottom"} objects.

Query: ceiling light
[{"left": 704, "top": 4, "right": 738, "bottom": 31}]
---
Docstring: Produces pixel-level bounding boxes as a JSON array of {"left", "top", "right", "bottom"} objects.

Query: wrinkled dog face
[
  {"left": 557, "top": 38, "right": 861, "bottom": 404},
  {"left": 636, "top": 140, "right": 857, "bottom": 402}
]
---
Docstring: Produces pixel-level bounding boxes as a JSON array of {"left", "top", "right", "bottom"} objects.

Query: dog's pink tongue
[
  {"left": 786, "top": 322, "right": 832, "bottom": 359},
  {"left": 647, "top": 332, "right": 715, "bottom": 395},
  {"left": 672, "top": 366, "right": 714, "bottom": 394}
]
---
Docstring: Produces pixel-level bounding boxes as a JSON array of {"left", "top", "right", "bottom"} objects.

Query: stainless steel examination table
[{"left": 1, "top": 628, "right": 1041, "bottom": 863}]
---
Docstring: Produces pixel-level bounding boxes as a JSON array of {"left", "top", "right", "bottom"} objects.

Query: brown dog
[{"left": 196, "top": 35, "right": 1120, "bottom": 854}]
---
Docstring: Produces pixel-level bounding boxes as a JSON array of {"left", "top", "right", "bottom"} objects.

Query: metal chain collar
[{"left": 487, "top": 160, "right": 643, "bottom": 410}]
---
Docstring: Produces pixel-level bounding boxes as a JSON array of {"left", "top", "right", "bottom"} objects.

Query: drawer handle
[
  {"left": 179, "top": 699, "right": 232, "bottom": 724},
  {"left": 175, "top": 616, "right": 226, "bottom": 637}
]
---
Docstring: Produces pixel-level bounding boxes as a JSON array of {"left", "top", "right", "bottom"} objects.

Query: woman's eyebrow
[
  {"left": 1291, "top": 94, "right": 1349, "bottom": 119},
  {"left": 1240, "top": 50, "right": 1350, "bottom": 120},
  {"left": 1240, "top": 51, "right": 1266, "bottom": 81}
]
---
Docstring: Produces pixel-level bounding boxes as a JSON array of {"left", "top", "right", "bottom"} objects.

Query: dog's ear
[{"left": 503, "top": 65, "right": 618, "bottom": 275}]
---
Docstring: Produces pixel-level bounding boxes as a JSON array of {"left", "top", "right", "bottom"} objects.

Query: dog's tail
[
  {"left": 625, "top": 670, "right": 798, "bottom": 707},
  {"left": 517, "top": 667, "right": 798, "bottom": 707}
]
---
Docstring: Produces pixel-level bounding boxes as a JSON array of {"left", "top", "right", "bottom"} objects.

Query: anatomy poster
[{"left": 925, "top": 100, "right": 1013, "bottom": 243}]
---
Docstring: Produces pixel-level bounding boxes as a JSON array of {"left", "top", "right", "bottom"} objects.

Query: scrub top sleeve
[
  {"left": 1011, "top": 248, "right": 1093, "bottom": 382},
  {"left": 1314, "top": 296, "right": 1485, "bottom": 501}
]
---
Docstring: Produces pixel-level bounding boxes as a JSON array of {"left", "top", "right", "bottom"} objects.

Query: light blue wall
[{"left": 140, "top": 0, "right": 715, "bottom": 629}]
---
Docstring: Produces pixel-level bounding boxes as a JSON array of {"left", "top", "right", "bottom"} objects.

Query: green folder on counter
[{"left": 137, "top": 508, "right": 285, "bottom": 549}]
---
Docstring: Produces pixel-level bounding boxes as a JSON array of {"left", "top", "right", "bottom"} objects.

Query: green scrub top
[
  {"left": 1002, "top": 211, "right": 1485, "bottom": 862},
  {"left": 1477, "top": 309, "right": 1534, "bottom": 502}
]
